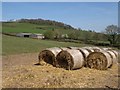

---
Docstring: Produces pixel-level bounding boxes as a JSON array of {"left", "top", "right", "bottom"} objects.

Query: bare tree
[{"left": 105, "top": 25, "right": 120, "bottom": 45}]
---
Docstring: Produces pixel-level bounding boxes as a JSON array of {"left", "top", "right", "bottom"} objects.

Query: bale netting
[
  {"left": 86, "top": 51, "right": 113, "bottom": 70},
  {"left": 107, "top": 50, "right": 118, "bottom": 64},
  {"left": 38, "top": 47, "right": 62, "bottom": 66},
  {"left": 56, "top": 49, "right": 84, "bottom": 70}
]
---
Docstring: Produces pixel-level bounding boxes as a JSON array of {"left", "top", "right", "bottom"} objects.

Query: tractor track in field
[{"left": 2, "top": 53, "right": 119, "bottom": 88}]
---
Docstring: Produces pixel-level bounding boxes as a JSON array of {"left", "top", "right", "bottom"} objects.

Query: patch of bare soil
[{"left": 2, "top": 53, "right": 119, "bottom": 88}]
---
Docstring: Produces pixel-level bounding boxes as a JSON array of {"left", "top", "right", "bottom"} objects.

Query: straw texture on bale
[
  {"left": 84, "top": 48, "right": 94, "bottom": 53},
  {"left": 82, "top": 47, "right": 95, "bottom": 52},
  {"left": 38, "top": 47, "right": 62, "bottom": 66},
  {"left": 92, "top": 47, "right": 102, "bottom": 52},
  {"left": 110, "top": 50, "right": 119, "bottom": 63},
  {"left": 78, "top": 48, "right": 90, "bottom": 59},
  {"left": 102, "top": 48, "right": 112, "bottom": 51},
  {"left": 86, "top": 51, "right": 113, "bottom": 70},
  {"left": 118, "top": 51, "right": 120, "bottom": 63},
  {"left": 107, "top": 51, "right": 117, "bottom": 64},
  {"left": 110, "top": 50, "right": 118, "bottom": 58},
  {"left": 56, "top": 49, "right": 84, "bottom": 70}
]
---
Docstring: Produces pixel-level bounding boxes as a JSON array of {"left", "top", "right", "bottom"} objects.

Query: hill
[{"left": 2, "top": 18, "right": 75, "bottom": 34}]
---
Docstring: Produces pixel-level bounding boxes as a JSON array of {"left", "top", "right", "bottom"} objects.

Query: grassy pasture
[
  {"left": 2, "top": 34, "right": 90, "bottom": 55},
  {"left": 2, "top": 22, "right": 48, "bottom": 33},
  {"left": 2, "top": 22, "right": 71, "bottom": 34}
]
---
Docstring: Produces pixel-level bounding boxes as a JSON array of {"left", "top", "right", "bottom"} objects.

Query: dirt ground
[{"left": 2, "top": 53, "right": 119, "bottom": 88}]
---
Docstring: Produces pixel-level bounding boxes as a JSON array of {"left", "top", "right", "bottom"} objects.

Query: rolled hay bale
[
  {"left": 56, "top": 49, "right": 84, "bottom": 70},
  {"left": 86, "top": 51, "right": 113, "bottom": 70},
  {"left": 77, "top": 48, "right": 90, "bottom": 67},
  {"left": 38, "top": 47, "right": 62, "bottom": 66},
  {"left": 107, "top": 50, "right": 118, "bottom": 64}
]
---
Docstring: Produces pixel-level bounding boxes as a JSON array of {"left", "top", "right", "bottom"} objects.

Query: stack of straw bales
[{"left": 38, "top": 46, "right": 119, "bottom": 70}]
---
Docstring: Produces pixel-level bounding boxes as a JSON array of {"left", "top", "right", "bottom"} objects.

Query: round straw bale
[
  {"left": 86, "top": 51, "right": 113, "bottom": 70},
  {"left": 38, "top": 47, "right": 62, "bottom": 66},
  {"left": 107, "top": 50, "right": 118, "bottom": 64},
  {"left": 56, "top": 49, "right": 84, "bottom": 70},
  {"left": 77, "top": 48, "right": 90, "bottom": 66}
]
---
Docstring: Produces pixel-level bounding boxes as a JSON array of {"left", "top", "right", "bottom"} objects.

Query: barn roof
[{"left": 17, "top": 33, "right": 32, "bottom": 35}]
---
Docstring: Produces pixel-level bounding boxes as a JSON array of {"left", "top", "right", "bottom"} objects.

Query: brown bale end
[{"left": 86, "top": 51, "right": 113, "bottom": 70}]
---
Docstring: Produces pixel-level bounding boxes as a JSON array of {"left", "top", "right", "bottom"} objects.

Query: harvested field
[{"left": 2, "top": 53, "right": 119, "bottom": 88}]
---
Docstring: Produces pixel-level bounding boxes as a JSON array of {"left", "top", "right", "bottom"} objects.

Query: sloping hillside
[
  {"left": 2, "top": 19, "right": 74, "bottom": 34},
  {"left": 2, "top": 22, "right": 72, "bottom": 34}
]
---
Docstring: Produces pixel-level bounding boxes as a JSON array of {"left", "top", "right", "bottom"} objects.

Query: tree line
[
  {"left": 18, "top": 18, "right": 74, "bottom": 30},
  {"left": 44, "top": 25, "right": 120, "bottom": 48}
]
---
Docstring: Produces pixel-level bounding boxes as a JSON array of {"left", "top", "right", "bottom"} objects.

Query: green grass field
[
  {"left": 2, "top": 34, "right": 90, "bottom": 55},
  {"left": 2, "top": 22, "right": 71, "bottom": 34}
]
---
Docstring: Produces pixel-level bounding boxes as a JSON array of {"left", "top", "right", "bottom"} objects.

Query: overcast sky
[{"left": 2, "top": 2, "right": 118, "bottom": 32}]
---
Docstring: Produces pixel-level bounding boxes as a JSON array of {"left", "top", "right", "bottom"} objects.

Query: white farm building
[
  {"left": 16, "top": 33, "right": 44, "bottom": 39},
  {"left": 16, "top": 33, "right": 32, "bottom": 37},
  {"left": 30, "top": 33, "right": 45, "bottom": 39}
]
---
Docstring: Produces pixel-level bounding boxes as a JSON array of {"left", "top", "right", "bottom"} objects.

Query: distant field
[
  {"left": 2, "top": 22, "right": 71, "bottom": 34},
  {"left": 2, "top": 34, "right": 90, "bottom": 55}
]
